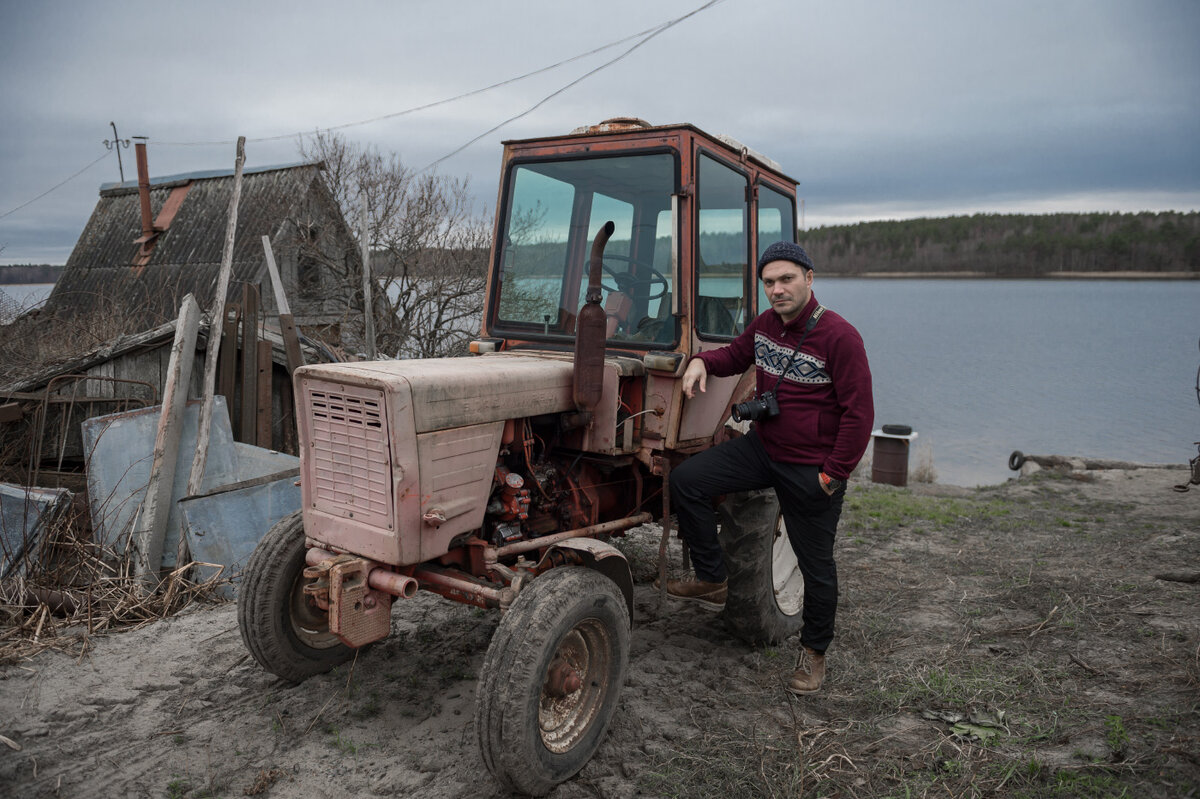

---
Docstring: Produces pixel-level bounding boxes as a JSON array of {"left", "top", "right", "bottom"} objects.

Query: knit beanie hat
[{"left": 757, "top": 241, "right": 814, "bottom": 278}]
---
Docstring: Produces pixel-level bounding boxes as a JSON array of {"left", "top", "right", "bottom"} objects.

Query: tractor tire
[
  {"left": 718, "top": 490, "right": 804, "bottom": 645},
  {"left": 475, "top": 567, "right": 630, "bottom": 796},
  {"left": 237, "top": 511, "right": 356, "bottom": 683}
]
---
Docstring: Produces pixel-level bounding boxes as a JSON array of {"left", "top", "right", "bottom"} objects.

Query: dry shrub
[
  {"left": 0, "top": 296, "right": 149, "bottom": 386},
  {"left": 0, "top": 496, "right": 229, "bottom": 666},
  {"left": 911, "top": 442, "right": 937, "bottom": 483}
]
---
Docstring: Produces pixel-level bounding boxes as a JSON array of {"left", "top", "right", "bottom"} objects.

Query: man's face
[{"left": 760, "top": 260, "right": 813, "bottom": 323}]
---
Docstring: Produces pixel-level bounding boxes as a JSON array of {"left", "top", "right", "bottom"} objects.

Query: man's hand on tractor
[{"left": 681, "top": 358, "right": 708, "bottom": 399}]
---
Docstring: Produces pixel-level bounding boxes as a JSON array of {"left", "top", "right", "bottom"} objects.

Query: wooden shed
[
  {"left": 0, "top": 317, "right": 325, "bottom": 488},
  {"left": 44, "top": 157, "right": 361, "bottom": 338}
]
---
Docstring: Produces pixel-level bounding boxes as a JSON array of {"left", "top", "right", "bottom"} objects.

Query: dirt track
[{"left": 1, "top": 467, "right": 1197, "bottom": 798}]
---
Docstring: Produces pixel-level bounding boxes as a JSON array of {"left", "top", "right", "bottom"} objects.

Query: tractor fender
[{"left": 536, "top": 538, "right": 634, "bottom": 625}]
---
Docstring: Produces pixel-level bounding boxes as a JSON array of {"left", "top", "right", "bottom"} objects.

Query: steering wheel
[{"left": 600, "top": 254, "right": 670, "bottom": 300}]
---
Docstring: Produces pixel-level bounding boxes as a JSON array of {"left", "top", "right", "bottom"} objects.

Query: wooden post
[
  {"left": 261, "top": 235, "right": 305, "bottom": 374},
  {"left": 360, "top": 192, "right": 376, "bottom": 360},
  {"left": 240, "top": 282, "right": 260, "bottom": 444},
  {"left": 134, "top": 294, "right": 200, "bottom": 590},
  {"left": 188, "top": 136, "right": 246, "bottom": 497},
  {"left": 218, "top": 305, "right": 239, "bottom": 408},
  {"left": 256, "top": 339, "right": 272, "bottom": 447}
]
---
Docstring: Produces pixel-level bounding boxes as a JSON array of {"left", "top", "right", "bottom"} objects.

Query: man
[{"left": 667, "top": 240, "right": 873, "bottom": 695}]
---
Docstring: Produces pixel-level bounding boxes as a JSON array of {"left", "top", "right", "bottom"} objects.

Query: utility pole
[
  {"left": 103, "top": 121, "right": 130, "bottom": 183},
  {"left": 360, "top": 190, "right": 377, "bottom": 360}
]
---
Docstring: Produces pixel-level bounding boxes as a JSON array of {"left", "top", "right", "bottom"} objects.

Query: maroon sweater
[{"left": 696, "top": 294, "right": 874, "bottom": 480}]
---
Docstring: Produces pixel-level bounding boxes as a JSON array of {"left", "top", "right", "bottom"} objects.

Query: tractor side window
[
  {"left": 756, "top": 183, "right": 797, "bottom": 316},
  {"left": 696, "top": 154, "right": 749, "bottom": 338}
]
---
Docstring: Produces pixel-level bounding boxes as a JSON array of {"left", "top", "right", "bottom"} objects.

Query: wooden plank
[
  {"left": 134, "top": 294, "right": 201, "bottom": 590},
  {"left": 256, "top": 339, "right": 272, "bottom": 447},
  {"left": 188, "top": 136, "right": 246, "bottom": 497},
  {"left": 239, "top": 283, "right": 259, "bottom": 444},
  {"left": 0, "top": 402, "right": 22, "bottom": 424},
  {"left": 278, "top": 313, "right": 305, "bottom": 375},
  {"left": 360, "top": 193, "right": 376, "bottom": 359},
  {"left": 279, "top": 373, "right": 297, "bottom": 455},
  {"left": 218, "top": 304, "right": 240, "bottom": 410},
  {"left": 261, "top": 235, "right": 291, "bottom": 315}
]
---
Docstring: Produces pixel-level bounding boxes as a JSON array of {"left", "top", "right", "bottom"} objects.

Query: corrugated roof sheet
[{"left": 46, "top": 163, "right": 326, "bottom": 325}]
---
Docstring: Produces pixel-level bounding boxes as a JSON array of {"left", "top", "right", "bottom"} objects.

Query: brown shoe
[
  {"left": 660, "top": 577, "right": 727, "bottom": 610},
  {"left": 787, "top": 647, "right": 826, "bottom": 695}
]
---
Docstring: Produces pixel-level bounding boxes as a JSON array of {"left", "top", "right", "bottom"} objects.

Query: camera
[{"left": 731, "top": 391, "right": 780, "bottom": 423}]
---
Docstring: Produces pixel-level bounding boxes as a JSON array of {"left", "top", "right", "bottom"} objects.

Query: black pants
[{"left": 669, "top": 430, "right": 844, "bottom": 653}]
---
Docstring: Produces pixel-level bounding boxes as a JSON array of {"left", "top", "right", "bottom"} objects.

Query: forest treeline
[
  {"left": 802, "top": 212, "right": 1200, "bottom": 276},
  {"left": 0, "top": 264, "right": 63, "bottom": 283}
]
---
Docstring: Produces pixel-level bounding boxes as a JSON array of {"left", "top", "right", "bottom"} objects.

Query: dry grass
[
  {"left": 0, "top": 498, "right": 229, "bottom": 667},
  {"left": 638, "top": 477, "right": 1200, "bottom": 799}
]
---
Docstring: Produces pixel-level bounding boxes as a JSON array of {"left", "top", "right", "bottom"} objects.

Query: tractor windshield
[{"left": 493, "top": 152, "right": 678, "bottom": 345}]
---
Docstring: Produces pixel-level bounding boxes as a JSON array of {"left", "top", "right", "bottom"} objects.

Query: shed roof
[{"left": 45, "top": 161, "right": 328, "bottom": 325}]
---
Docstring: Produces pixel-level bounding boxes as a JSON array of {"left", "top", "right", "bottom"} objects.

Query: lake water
[
  {"left": 0, "top": 283, "right": 54, "bottom": 323},
  {"left": 815, "top": 279, "right": 1200, "bottom": 486},
  {"left": 6, "top": 280, "right": 1197, "bottom": 486}
]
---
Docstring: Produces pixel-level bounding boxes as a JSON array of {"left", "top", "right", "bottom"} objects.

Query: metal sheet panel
[
  {"left": 179, "top": 470, "right": 301, "bottom": 599},
  {"left": 0, "top": 483, "right": 73, "bottom": 579},
  {"left": 82, "top": 397, "right": 238, "bottom": 566}
]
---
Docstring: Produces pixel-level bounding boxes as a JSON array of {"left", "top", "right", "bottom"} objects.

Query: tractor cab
[{"left": 479, "top": 119, "right": 801, "bottom": 358}]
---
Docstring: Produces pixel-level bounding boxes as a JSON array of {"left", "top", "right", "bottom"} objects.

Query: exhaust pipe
[{"left": 572, "top": 220, "right": 615, "bottom": 422}]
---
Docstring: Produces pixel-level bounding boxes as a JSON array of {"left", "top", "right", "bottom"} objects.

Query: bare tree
[{"left": 298, "top": 132, "right": 490, "bottom": 358}]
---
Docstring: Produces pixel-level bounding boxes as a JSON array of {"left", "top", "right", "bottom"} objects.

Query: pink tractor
[{"left": 239, "top": 119, "right": 807, "bottom": 795}]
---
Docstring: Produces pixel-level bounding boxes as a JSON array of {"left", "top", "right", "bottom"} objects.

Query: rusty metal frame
[{"left": 25, "top": 374, "right": 158, "bottom": 484}]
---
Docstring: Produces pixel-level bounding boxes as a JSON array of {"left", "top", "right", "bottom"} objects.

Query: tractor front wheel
[
  {"left": 475, "top": 567, "right": 630, "bottom": 796},
  {"left": 237, "top": 511, "right": 357, "bottom": 683}
]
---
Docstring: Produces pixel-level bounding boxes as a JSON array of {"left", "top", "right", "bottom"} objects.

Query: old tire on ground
[
  {"left": 718, "top": 489, "right": 804, "bottom": 645},
  {"left": 237, "top": 510, "right": 356, "bottom": 683},
  {"left": 475, "top": 567, "right": 630, "bottom": 796}
]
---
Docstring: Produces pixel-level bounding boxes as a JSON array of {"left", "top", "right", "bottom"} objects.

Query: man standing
[{"left": 667, "top": 241, "right": 873, "bottom": 695}]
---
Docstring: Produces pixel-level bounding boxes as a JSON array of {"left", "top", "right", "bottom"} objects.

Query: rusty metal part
[
  {"left": 544, "top": 656, "right": 583, "bottom": 698},
  {"left": 305, "top": 547, "right": 418, "bottom": 600},
  {"left": 539, "top": 619, "right": 614, "bottom": 755},
  {"left": 571, "top": 117, "right": 653, "bottom": 135},
  {"left": 135, "top": 140, "right": 154, "bottom": 244},
  {"left": 327, "top": 557, "right": 393, "bottom": 648},
  {"left": 657, "top": 459, "right": 673, "bottom": 608},
  {"left": 25, "top": 374, "right": 157, "bottom": 485},
  {"left": 535, "top": 537, "right": 635, "bottom": 624},
  {"left": 410, "top": 564, "right": 510, "bottom": 610},
  {"left": 491, "top": 512, "right": 651, "bottom": 559},
  {"left": 573, "top": 220, "right": 615, "bottom": 417},
  {"left": 301, "top": 552, "right": 393, "bottom": 647}
]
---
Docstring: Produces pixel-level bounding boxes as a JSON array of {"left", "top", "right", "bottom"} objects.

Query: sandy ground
[{"left": 1, "top": 466, "right": 1197, "bottom": 798}]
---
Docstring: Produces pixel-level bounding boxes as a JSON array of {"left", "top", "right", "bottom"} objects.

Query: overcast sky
[{"left": 1, "top": 0, "right": 1197, "bottom": 265}]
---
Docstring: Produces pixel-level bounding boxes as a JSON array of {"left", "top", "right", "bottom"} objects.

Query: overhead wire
[
  {"left": 0, "top": 150, "right": 112, "bottom": 221},
  {"left": 418, "top": 0, "right": 729, "bottom": 174},
  {"left": 0, "top": 0, "right": 727, "bottom": 223},
  {"left": 155, "top": 0, "right": 728, "bottom": 149}
]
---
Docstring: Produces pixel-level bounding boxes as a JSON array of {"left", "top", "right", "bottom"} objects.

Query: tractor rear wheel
[
  {"left": 237, "top": 511, "right": 356, "bottom": 683},
  {"left": 475, "top": 567, "right": 630, "bottom": 796},
  {"left": 718, "top": 490, "right": 805, "bottom": 645}
]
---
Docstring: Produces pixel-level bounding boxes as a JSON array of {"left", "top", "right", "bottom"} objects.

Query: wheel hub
[{"left": 538, "top": 621, "right": 612, "bottom": 754}]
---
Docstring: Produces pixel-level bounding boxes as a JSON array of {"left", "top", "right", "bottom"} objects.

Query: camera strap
[{"left": 769, "top": 304, "right": 825, "bottom": 393}]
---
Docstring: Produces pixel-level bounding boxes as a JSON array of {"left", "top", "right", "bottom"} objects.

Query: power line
[
  {"left": 0, "top": 150, "right": 112, "bottom": 222},
  {"left": 419, "top": 0, "right": 728, "bottom": 174},
  {"left": 155, "top": 0, "right": 727, "bottom": 149},
  {"left": 0, "top": 1, "right": 727, "bottom": 224}
]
